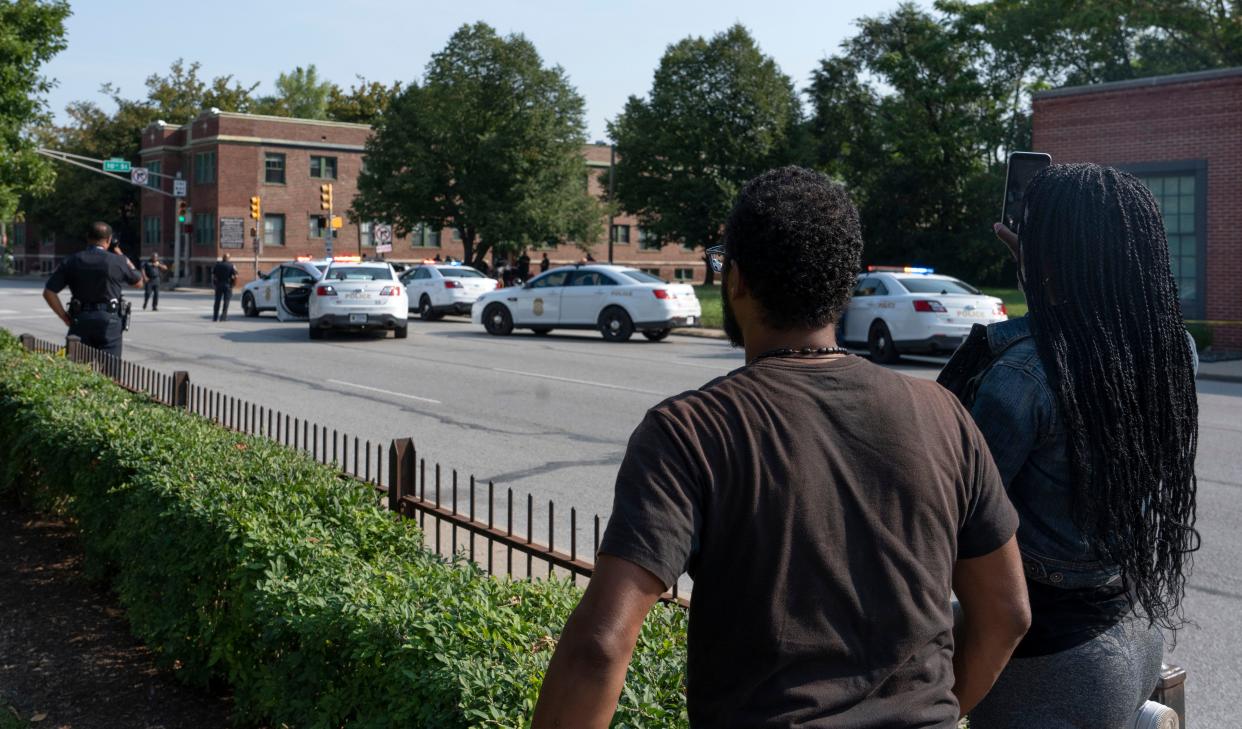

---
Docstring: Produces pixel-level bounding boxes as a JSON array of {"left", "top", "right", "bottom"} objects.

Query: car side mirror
[{"left": 257, "top": 270, "right": 267, "bottom": 279}]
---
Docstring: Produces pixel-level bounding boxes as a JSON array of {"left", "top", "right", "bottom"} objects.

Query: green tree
[
  {"left": 808, "top": 4, "right": 1012, "bottom": 282},
  {"left": 138, "top": 58, "right": 257, "bottom": 122},
  {"left": 256, "top": 65, "right": 336, "bottom": 119},
  {"left": 0, "top": 0, "right": 70, "bottom": 222},
  {"left": 352, "top": 23, "right": 600, "bottom": 268},
  {"left": 607, "top": 24, "right": 801, "bottom": 284},
  {"left": 326, "top": 77, "right": 402, "bottom": 125}
]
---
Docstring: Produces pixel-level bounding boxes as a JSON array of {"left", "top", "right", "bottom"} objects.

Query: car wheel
[
  {"left": 642, "top": 328, "right": 671, "bottom": 342},
  {"left": 599, "top": 307, "right": 634, "bottom": 343},
  {"left": 309, "top": 325, "right": 324, "bottom": 340},
  {"left": 483, "top": 304, "right": 514, "bottom": 336},
  {"left": 418, "top": 295, "right": 441, "bottom": 321},
  {"left": 394, "top": 323, "right": 409, "bottom": 339},
  {"left": 868, "top": 320, "right": 900, "bottom": 364},
  {"left": 242, "top": 292, "right": 259, "bottom": 318},
  {"left": 531, "top": 327, "right": 552, "bottom": 336}
]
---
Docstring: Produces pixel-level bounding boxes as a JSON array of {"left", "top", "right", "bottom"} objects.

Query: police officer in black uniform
[
  {"left": 42, "top": 222, "right": 144, "bottom": 358},
  {"left": 211, "top": 253, "right": 238, "bottom": 322}
]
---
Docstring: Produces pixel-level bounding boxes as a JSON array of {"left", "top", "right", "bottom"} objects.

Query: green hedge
[{"left": 0, "top": 330, "right": 688, "bottom": 728}]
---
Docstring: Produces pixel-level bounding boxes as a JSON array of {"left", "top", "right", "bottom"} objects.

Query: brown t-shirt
[{"left": 599, "top": 355, "right": 1017, "bottom": 728}]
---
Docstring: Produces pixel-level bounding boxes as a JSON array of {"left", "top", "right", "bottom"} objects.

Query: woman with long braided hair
[{"left": 958, "top": 163, "right": 1199, "bottom": 727}]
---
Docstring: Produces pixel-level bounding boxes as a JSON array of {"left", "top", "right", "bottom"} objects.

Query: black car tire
[
  {"left": 309, "top": 325, "right": 325, "bottom": 340},
  {"left": 642, "top": 328, "right": 671, "bottom": 342},
  {"left": 868, "top": 320, "right": 900, "bottom": 364},
  {"left": 483, "top": 304, "right": 514, "bottom": 336},
  {"left": 242, "top": 292, "right": 259, "bottom": 318},
  {"left": 418, "top": 295, "right": 443, "bottom": 321},
  {"left": 599, "top": 307, "right": 635, "bottom": 343},
  {"left": 394, "top": 323, "right": 409, "bottom": 339},
  {"left": 531, "top": 327, "right": 552, "bottom": 335}
]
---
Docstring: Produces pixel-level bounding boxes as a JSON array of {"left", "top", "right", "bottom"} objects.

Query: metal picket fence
[{"left": 16, "top": 332, "right": 688, "bottom": 606}]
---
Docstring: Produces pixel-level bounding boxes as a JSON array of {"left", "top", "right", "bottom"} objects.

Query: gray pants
[{"left": 969, "top": 618, "right": 1163, "bottom": 728}]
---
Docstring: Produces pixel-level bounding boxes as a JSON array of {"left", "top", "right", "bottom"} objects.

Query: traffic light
[
  {"left": 249, "top": 196, "right": 261, "bottom": 220},
  {"left": 177, "top": 200, "right": 188, "bottom": 223},
  {"left": 320, "top": 183, "right": 333, "bottom": 211}
]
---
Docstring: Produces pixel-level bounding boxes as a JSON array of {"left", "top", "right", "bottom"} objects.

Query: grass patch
[
  {"left": 0, "top": 705, "right": 28, "bottom": 729},
  {"left": 694, "top": 285, "right": 722, "bottom": 329},
  {"left": 980, "top": 288, "right": 1027, "bottom": 319}
]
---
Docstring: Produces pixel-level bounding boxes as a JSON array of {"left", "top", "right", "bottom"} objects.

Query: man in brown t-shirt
[{"left": 533, "top": 167, "right": 1030, "bottom": 728}]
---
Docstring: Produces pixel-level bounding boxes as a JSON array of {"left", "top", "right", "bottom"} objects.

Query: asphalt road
[{"left": 2, "top": 278, "right": 1239, "bottom": 725}]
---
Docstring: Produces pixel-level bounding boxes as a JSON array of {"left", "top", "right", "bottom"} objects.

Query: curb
[
  {"left": 1198, "top": 372, "right": 1242, "bottom": 385},
  {"left": 671, "top": 327, "right": 727, "bottom": 340}
]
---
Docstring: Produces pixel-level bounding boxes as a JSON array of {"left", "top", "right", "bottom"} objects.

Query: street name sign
[{"left": 103, "top": 158, "right": 131, "bottom": 173}]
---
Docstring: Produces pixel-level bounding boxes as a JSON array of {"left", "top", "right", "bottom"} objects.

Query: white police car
[
  {"left": 472, "top": 264, "right": 701, "bottom": 342},
  {"left": 399, "top": 262, "right": 498, "bottom": 320},
  {"left": 839, "top": 267, "right": 1008, "bottom": 363},
  {"left": 241, "top": 257, "right": 328, "bottom": 317},
  {"left": 272, "top": 256, "right": 408, "bottom": 340}
]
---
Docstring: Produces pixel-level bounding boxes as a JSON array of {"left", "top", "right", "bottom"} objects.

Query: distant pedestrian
[
  {"left": 533, "top": 167, "right": 1028, "bottom": 727},
  {"left": 540, "top": 252, "right": 550, "bottom": 273},
  {"left": 585, "top": 252, "right": 596, "bottom": 262},
  {"left": 211, "top": 253, "right": 238, "bottom": 322},
  {"left": 141, "top": 253, "right": 168, "bottom": 310},
  {"left": 41, "top": 221, "right": 143, "bottom": 359},
  {"left": 517, "top": 251, "right": 531, "bottom": 281},
  {"left": 433, "top": 253, "right": 442, "bottom": 263}
]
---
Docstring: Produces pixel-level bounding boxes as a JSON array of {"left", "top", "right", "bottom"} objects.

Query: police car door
[
  {"left": 845, "top": 277, "right": 886, "bottom": 343},
  {"left": 515, "top": 269, "right": 568, "bottom": 325},
  {"left": 275, "top": 265, "right": 313, "bottom": 321}
]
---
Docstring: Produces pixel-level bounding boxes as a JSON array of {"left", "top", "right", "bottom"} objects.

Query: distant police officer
[
  {"left": 142, "top": 252, "right": 168, "bottom": 310},
  {"left": 211, "top": 253, "right": 238, "bottom": 322},
  {"left": 42, "top": 221, "right": 144, "bottom": 358}
]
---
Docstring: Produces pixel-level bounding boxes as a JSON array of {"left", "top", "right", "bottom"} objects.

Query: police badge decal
[{"left": 533, "top": 297, "right": 544, "bottom": 316}]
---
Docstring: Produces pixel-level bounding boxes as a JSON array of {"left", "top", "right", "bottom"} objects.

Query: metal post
[
  {"left": 607, "top": 143, "right": 616, "bottom": 264},
  {"left": 172, "top": 371, "right": 190, "bottom": 408},
  {"left": 66, "top": 335, "right": 82, "bottom": 363},
  {"left": 388, "top": 438, "right": 414, "bottom": 513}
]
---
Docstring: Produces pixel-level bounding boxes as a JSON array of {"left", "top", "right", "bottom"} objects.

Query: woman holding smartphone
[{"left": 958, "top": 163, "right": 1199, "bottom": 727}]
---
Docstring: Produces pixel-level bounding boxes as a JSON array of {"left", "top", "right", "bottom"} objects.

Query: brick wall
[{"left": 1032, "top": 68, "right": 1242, "bottom": 349}]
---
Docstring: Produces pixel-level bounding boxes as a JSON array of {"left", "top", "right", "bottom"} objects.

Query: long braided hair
[{"left": 1019, "top": 163, "right": 1199, "bottom": 629}]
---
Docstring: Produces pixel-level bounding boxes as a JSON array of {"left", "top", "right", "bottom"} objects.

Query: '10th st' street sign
[{"left": 103, "top": 158, "right": 131, "bottom": 173}]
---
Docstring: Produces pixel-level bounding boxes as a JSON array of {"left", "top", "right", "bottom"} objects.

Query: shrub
[
  {"left": 1187, "top": 322, "right": 1212, "bottom": 353},
  {"left": 0, "top": 330, "right": 688, "bottom": 728}
]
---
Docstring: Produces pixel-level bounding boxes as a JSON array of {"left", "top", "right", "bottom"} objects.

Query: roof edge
[{"left": 1034, "top": 66, "right": 1242, "bottom": 100}]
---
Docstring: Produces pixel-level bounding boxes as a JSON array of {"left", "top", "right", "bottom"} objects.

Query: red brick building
[
  {"left": 130, "top": 111, "right": 706, "bottom": 285},
  {"left": 1032, "top": 67, "right": 1242, "bottom": 349}
]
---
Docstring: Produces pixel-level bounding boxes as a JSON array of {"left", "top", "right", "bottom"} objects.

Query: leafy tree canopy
[
  {"left": 326, "top": 77, "right": 402, "bottom": 125},
  {"left": 352, "top": 22, "right": 600, "bottom": 268},
  {"left": 607, "top": 24, "right": 801, "bottom": 283},
  {"left": 255, "top": 64, "right": 335, "bottom": 120},
  {"left": 0, "top": 0, "right": 70, "bottom": 221}
]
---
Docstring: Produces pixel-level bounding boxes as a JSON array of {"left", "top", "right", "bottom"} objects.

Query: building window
[
  {"left": 674, "top": 268, "right": 694, "bottom": 281},
  {"left": 451, "top": 228, "right": 462, "bottom": 241},
  {"left": 145, "top": 160, "right": 162, "bottom": 189},
  {"left": 263, "top": 214, "right": 285, "bottom": 246},
  {"left": 1134, "top": 167, "right": 1204, "bottom": 318},
  {"left": 310, "top": 156, "right": 337, "bottom": 179},
  {"left": 143, "top": 216, "right": 161, "bottom": 245},
  {"left": 193, "top": 151, "right": 216, "bottom": 184},
  {"left": 611, "top": 224, "right": 631, "bottom": 244},
  {"left": 193, "top": 212, "right": 215, "bottom": 245},
  {"left": 308, "top": 215, "right": 328, "bottom": 239},
  {"left": 638, "top": 227, "right": 661, "bottom": 251},
  {"left": 412, "top": 222, "right": 440, "bottom": 248},
  {"left": 13, "top": 224, "right": 25, "bottom": 247},
  {"left": 360, "top": 222, "right": 374, "bottom": 247},
  {"left": 265, "top": 153, "right": 286, "bottom": 184},
  {"left": 640, "top": 267, "right": 662, "bottom": 278}
]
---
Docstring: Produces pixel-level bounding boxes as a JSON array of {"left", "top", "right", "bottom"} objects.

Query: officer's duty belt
[{"left": 76, "top": 301, "right": 119, "bottom": 313}]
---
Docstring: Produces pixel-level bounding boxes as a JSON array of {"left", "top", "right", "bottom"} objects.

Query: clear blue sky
[{"left": 44, "top": 0, "right": 929, "bottom": 140}]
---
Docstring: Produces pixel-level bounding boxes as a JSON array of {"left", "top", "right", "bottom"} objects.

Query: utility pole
[{"left": 607, "top": 143, "right": 616, "bottom": 264}]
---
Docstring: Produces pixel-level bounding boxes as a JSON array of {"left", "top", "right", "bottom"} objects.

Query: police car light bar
[
  {"left": 295, "top": 255, "right": 313, "bottom": 262},
  {"left": 329, "top": 255, "right": 362, "bottom": 263},
  {"left": 866, "top": 265, "right": 934, "bottom": 274}
]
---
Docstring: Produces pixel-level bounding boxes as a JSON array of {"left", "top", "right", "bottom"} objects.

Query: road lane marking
[
  {"left": 0, "top": 309, "right": 19, "bottom": 315},
  {"left": 492, "top": 367, "right": 664, "bottom": 395},
  {"left": 327, "top": 378, "right": 442, "bottom": 404}
]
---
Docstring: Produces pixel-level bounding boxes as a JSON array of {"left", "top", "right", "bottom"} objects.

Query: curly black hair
[{"left": 723, "top": 166, "right": 862, "bottom": 329}]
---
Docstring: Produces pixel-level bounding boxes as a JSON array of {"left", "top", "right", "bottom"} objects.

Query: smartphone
[{"left": 1001, "top": 152, "right": 1051, "bottom": 231}]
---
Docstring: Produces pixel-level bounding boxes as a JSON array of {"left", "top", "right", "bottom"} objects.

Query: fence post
[
  {"left": 388, "top": 438, "right": 414, "bottom": 514},
  {"left": 66, "top": 335, "right": 82, "bottom": 363},
  {"left": 172, "top": 371, "right": 190, "bottom": 408},
  {"left": 18, "top": 333, "right": 33, "bottom": 351}
]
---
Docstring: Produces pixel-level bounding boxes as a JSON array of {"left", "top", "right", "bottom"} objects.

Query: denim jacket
[{"left": 969, "top": 317, "right": 1120, "bottom": 590}]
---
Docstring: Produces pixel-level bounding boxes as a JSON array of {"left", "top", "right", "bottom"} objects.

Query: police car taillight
[
  {"left": 912, "top": 300, "right": 947, "bottom": 313},
  {"left": 653, "top": 289, "right": 670, "bottom": 299},
  {"left": 316, "top": 285, "right": 337, "bottom": 296},
  {"left": 444, "top": 280, "right": 463, "bottom": 289},
  {"left": 996, "top": 303, "right": 1008, "bottom": 316},
  {"left": 379, "top": 286, "right": 401, "bottom": 296}
]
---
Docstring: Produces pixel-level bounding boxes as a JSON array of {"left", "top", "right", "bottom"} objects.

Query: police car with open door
[
  {"left": 840, "top": 266, "right": 1008, "bottom": 363},
  {"left": 273, "top": 256, "right": 408, "bottom": 340},
  {"left": 471, "top": 264, "right": 700, "bottom": 342},
  {"left": 241, "top": 257, "right": 328, "bottom": 317}
]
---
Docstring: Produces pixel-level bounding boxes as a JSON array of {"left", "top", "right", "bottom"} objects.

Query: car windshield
[
  {"left": 619, "top": 269, "right": 665, "bottom": 284},
  {"left": 438, "top": 267, "right": 485, "bottom": 278},
  {"left": 326, "top": 266, "right": 393, "bottom": 281},
  {"left": 895, "top": 276, "right": 980, "bottom": 295}
]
